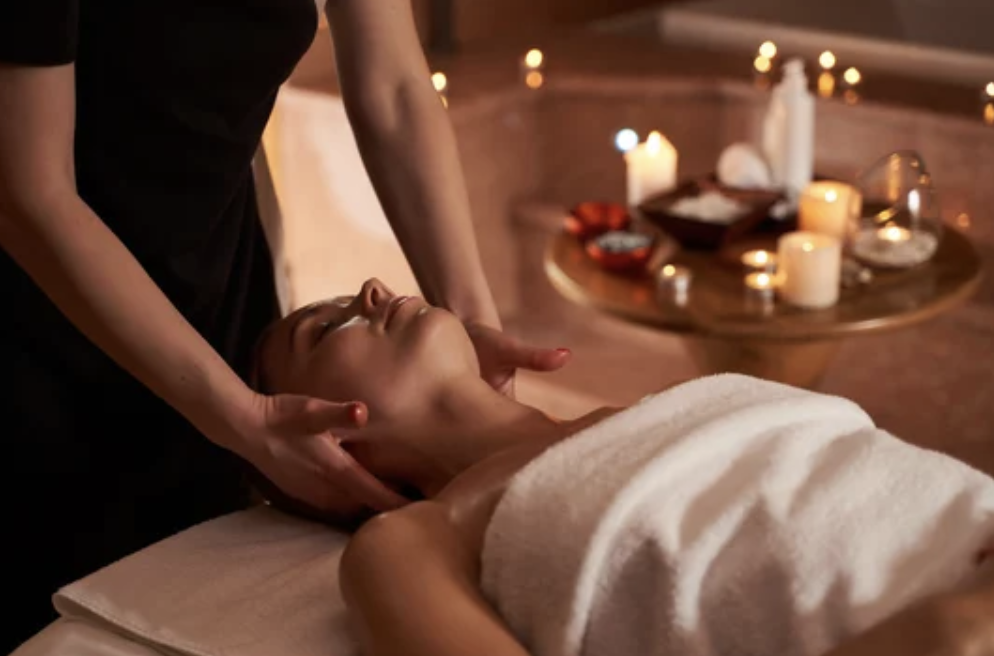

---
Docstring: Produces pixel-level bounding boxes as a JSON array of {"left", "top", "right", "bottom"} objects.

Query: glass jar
[{"left": 850, "top": 150, "right": 942, "bottom": 269}]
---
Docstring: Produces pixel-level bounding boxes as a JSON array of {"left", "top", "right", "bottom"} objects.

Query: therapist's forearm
[
  {"left": 0, "top": 194, "right": 256, "bottom": 453},
  {"left": 347, "top": 83, "right": 501, "bottom": 328}
]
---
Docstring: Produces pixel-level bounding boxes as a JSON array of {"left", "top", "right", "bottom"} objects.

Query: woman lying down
[{"left": 253, "top": 278, "right": 994, "bottom": 656}]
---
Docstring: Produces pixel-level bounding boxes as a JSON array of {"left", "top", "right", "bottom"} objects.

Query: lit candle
[
  {"left": 985, "top": 103, "right": 994, "bottom": 126},
  {"left": 741, "top": 249, "right": 777, "bottom": 272},
  {"left": 624, "top": 131, "right": 678, "bottom": 207},
  {"left": 758, "top": 41, "right": 778, "bottom": 60},
  {"left": 984, "top": 82, "right": 994, "bottom": 102},
  {"left": 777, "top": 231, "right": 842, "bottom": 309},
  {"left": 877, "top": 225, "right": 912, "bottom": 243},
  {"left": 841, "top": 66, "right": 862, "bottom": 105},
  {"left": 657, "top": 264, "right": 692, "bottom": 306},
  {"left": 798, "top": 181, "right": 862, "bottom": 241},
  {"left": 431, "top": 71, "right": 448, "bottom": 107},
  {"left": 817, "top": 50, "right": 836, "bottom": 99},
  {"left": 745, "top": 271, "right": 776, "bottom": 304},
  {"left": 521, "top": 48, "right": 546, "bottom": 90}
]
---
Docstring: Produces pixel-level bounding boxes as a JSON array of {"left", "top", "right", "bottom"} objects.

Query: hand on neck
[{"left": 358, "top": 373, "right": 566, "bottom": 498}]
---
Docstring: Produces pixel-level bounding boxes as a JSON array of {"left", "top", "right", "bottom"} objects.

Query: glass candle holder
[
  {"left": 851, "top": 151, "right": 942, "bottom": 269},
  {"left": 657, "top": 264, "right": 692, "bottom": 306},
  {"left": 740, "top": 249, "right": 777, "bottom": 273}
]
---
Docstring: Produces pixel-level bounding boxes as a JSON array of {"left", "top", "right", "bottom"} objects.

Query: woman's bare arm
[
  {"left": 0, "top": 63, "right": 253, "bottom": 450},
  {"left": 340, "top": 502, "right": 531, "bottom": 656},
  {"left": 324, "top": 0, "right": 500, "bottom": 329}
]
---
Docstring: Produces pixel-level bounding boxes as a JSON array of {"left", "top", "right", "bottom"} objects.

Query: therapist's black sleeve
[{"left": 0, "top": 0, "right": 78, "bottom": 65}]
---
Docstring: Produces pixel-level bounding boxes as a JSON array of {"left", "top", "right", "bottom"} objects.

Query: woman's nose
[{"left": 358, "top": 278, "right": 393, "bottom": 315}]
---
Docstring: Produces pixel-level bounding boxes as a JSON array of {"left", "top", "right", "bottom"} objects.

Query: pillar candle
[
  {"left": 777, "top": 231, "right": 842, "bottom": 309},
  {"left": 624, "top": 131, "right": 678, "bottom": 207},
  {"left": 798, "top": 181, "right": 862, "bottom": 241}
]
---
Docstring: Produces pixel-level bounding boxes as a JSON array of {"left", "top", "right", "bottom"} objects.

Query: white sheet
[
  {"left": 482, "top": 373, "right": 994, "bottom": 656},
  {"left": 16, "top": 507, "right": 357, "bottom": 656}
]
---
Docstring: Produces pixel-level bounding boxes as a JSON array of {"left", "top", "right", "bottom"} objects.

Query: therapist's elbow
[
  {"left": 0, "top": 171, "right": 76, "bottom": 237},
  {"left": 341, "top": 75, "right": 444, "bottom": 144}
]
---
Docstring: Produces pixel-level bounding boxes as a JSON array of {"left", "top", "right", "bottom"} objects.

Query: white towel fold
[
  {"left": 482, "top": 374, "right": 994, "bottom": 656},
  {"left": 53, "top": 507, "right": 358, "bottom": 656}
]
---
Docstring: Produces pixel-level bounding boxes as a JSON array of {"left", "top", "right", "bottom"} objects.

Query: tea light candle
[
  {"left": 657, "top": 264, "right": 692, "bottom": 305},
  {"left": 521, "top": 48, "right": 546, "bottom": 89},
  {"left": 798, "top": 181, "right": 862, "bottom": 241},
  {"left": 777, "top": 231, "right": 842, "bottom": 309},
  {"left": 878, "top": 225, "right": 911, "bottom": 243},
  {"left": 745, "top": 271, "right": 776, "bottom": 302},
  {"left": 741, "top": 249, "right": 777, "bottom": 272},
  {"left": 624, "top": 131, "right": 678, "bottom": 207},
  {"left": 431, "top": 71, "right": 449, "bottom": 107}
]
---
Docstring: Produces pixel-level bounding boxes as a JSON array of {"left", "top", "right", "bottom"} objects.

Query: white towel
[
  {"left": 53, "top": 507, "right": 358, "bottom": 656},
  {"left": 482, "top": 374, "right": 994, "bottom": 656}
]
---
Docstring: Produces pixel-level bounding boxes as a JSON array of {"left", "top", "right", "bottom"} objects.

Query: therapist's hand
[
  {"left": 464, "top": 321, "right": 572, "bottom": 399},
  {"left": 241, "top": 393, "right": 408, "bottom": 518}
]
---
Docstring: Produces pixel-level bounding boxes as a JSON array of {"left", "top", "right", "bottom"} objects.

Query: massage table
[{"left": 12, "top": 507, "right": 359, "bottom": 656}]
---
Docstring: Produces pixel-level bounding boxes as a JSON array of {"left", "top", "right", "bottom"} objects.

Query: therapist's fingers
[
  {"left": 509, "top": 345, "right": 572, "bottom": 372},
  {"left": 318, "top": 435, "right": 408, "bottom": 512}
]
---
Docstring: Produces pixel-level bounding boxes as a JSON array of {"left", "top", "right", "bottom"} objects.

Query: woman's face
[{"left": 256, "top": 278, "right": 479, "bottom": 418}]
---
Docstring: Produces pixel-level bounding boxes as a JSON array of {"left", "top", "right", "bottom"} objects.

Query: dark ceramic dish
[{"left": 638, "top": 178, "right": 783, "bottom": 250}]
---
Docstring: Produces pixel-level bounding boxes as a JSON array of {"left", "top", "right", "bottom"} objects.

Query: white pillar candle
[
  {"left": 777, "top": 231, "right": 842, "bottom": 309},
  {"left": 624, "top": 131, "right": 678, "bottom": 207},
  {"left": 798, "top": 181, "right": 862, "bottom": 241}
]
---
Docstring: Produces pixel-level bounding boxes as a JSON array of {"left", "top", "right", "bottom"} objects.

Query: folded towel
[
  {"left": 482, "top": 374, "right": 994, "bottom": 656},
  {"left": 54, "top": 507, "right": 357, "bottom": 656}
]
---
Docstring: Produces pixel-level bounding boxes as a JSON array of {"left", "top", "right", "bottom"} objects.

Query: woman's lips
[{"left": 384, "top": 296, "right": 411, "bottom": 329}]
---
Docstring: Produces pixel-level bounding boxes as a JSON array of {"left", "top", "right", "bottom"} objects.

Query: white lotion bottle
[{"left": 762, "top": 58, "right": 815, "bottom": 199}]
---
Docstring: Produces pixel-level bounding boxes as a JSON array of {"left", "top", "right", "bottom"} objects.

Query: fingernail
[
  {"left": 556, "top": 348, "right": 572, "bottom": 355},
  {"left": 349, "top": 403, "right": 366, "bottom": 423}
]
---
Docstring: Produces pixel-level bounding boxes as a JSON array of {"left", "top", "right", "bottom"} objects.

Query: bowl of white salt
[{"left": 638, "top": 178, "right": 782, "bottom": 250}]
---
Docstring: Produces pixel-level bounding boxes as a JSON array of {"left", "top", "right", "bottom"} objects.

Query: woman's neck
[{"left": 378, "top": 376, "right": 572, "bottom": 497}]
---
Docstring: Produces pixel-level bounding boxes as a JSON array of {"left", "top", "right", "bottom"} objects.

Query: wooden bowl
[{"left": 638, "top": 178, "right": 783, "bottom": 250}]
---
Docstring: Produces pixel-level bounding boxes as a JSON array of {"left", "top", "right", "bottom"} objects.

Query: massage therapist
[{"left": 0, "top": 1, "right": 569, "bottom": 649}]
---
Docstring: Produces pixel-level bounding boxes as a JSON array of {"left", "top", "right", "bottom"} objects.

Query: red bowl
[
  {"left": 564, "top": 202, "right": 632, "bottom": 241},
  {"left": 585, "top": 231, "right": 655, "bottom": 276}
]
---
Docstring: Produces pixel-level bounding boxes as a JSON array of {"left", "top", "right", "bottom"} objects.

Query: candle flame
[
  {"left": 759, "top": 41, "right": 777, "bottom": 59},
  {"left": 843, "top": 67, "right": 861, "bottom": 86},
  {"left": 801, "top": 242, "right": 814, "bottom": 252},
  {"left": 524, "top": 49, "right": 544, "bottom": 69},
  {"left": 986, "top": 82, "right": 994, "bottom": 97},
  {"left": 756, "top": 273, "right": 772, "bottom": 287},
  {"left": 431, "top": 72, "right": 448, "bottom": 92},
  {"left": 754, "top": 55, "right": 773, "bottom": 74},
  {"left": 662, "top": 264, "right": 676, "bottom": 277},
  {"left": 825, "top": 189, "right": 838, "bottom": 203},
  {"left": 880, "top": 226, "right": 909, "bottom": 242},
  {"left": 646, "top": 131, "right": 662, "bottom": 155},
  {"left": 819, "top": 51, "right": 837, "bottom": 70}
]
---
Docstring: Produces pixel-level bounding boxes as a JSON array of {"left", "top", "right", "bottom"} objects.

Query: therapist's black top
[{"left": 0, "top": 0, "right": 317, "bottom": 648}]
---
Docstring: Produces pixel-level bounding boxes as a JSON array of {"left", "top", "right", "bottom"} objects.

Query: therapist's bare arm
[
  {"left": 0, "top": 64, "right": 256, "bottom": 447},
  {"left": 325, "top": 0, "right": 500, "bottom": 329},
  {"left": 341, "top": 502, "right": 530, "bottom": 656}
]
